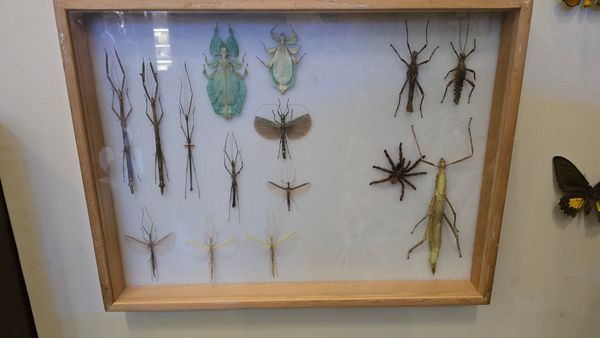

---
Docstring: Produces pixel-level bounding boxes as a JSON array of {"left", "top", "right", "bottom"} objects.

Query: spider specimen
[{"left": 370, "top": 142, "right": 427, "bottom": 201}]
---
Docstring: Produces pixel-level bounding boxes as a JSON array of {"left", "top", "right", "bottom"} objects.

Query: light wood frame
[{"left": 53, "top": 0, "right": 533, "bottom": 311}]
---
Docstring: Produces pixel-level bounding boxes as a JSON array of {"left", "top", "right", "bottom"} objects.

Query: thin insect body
[
  {"left": 390, "top": 20, "right": 439, "bottom": 118},
  {"left": 125, "top": 208, "right": 173, "bottom": 280},
  {"left": 224, "top": 131, "right": 243, "bottom": 221},
  {"left": 254, "top": 99, "right": 312, "bottom": 159},
  {"left": 179, "top": 62, "right": 200, "bottom": 199},
  {"left": 369, "top": 142, "right": 427, "bottom": 201},
  {"left": 441, "top": 18, "right": 477, "bottom": 105},
  {"left": 141, "top": 59, "right": 168, "bottom": 195},
  {"left": 187, "top": 230, "right": 235, "bottom": 284},
  {"left": 105, "top": 49, "right": 136, "bottom": 193},
  {"left": 407, "top": 118, "right": 474, "bottom": 274},
  {"left": 248, "top": 227, "right": 294, "bottom": 278},
  {"left": 268, "top": 170, "right": 310, "bottom": 212}
]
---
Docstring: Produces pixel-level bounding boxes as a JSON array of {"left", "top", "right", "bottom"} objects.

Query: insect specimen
[
  {"left": 390, "top": 20, "right": 439, "bottom": 118},
  {"left": 441, "top": 18, "right": 477, "bottom": 105},
  {"left": 563, "top": 0, "right": 595, "bottom": 7},
  {"left": 369, "top": 142, "right": 427, "bottom": 201},
  {"left": 407, "top": 118, "right": 474, "bottom": 274},
  {"left": 125, "top": 208, "right": 174, "bottom": 280},
  {"left": 257, "top": 24, "right": 306, "bottom": 94},
  {"left": 203, "top": 24, "right": 248, "bottom": 120},
  {"left": 553, "top": 156, "right": 600, "bottom": 221},
  {"left": 140, "top": 59, "right": 168, "bottom": 195},
  {"left": 224, "top": 131, "right": 243, "bottom": 221},
  {"left": 105, "top": 49, "right": 137, "bottom": 194},
  {"left": 248, "top": 225, "right": 295, "bottom": 278},
  {"left": 179, "top": 62, "right": 200, "bottom": 199},
  {"left": 254, "top": 99, "right": 312, "bottom": 159},
  {"left": 187, "top": 229, "right": 235, "bottom": 284},
  {"left": 268, "top": 170, "right": 310, "bottom": 212}
]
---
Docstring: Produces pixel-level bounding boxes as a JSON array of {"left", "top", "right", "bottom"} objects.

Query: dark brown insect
[
  {"left": 126, "top": 208, "right": 173, "bottom": 280},
  {"left": 268, "top": 170, "right": 310, "bottom": 212},
  {"left": 370, "top": 142, "right": 427, "bottom": 201},
  {"left": 254, "top": 99, "right": 312, "bottom": 159},
  {"left": 224, "top": 131, "right": 243, "bottom": 221},
  {"left": 179, "top": 62, "right": 200, "bottom": 199},
  {"left": 441, "top": 18, "right": 477, "bottom": 105},
  {"left": 105, "top": 48, "right": 137, "bottom": 194},
  {"left": 391, "top": 20, "right": 439, "bottom": 118},
  {"left": 141, "top": 59, "right": 168, "bottom": 195}
]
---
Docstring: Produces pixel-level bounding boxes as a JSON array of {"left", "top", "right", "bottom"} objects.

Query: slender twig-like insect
[
  {"left": 248, "top": 224, "right": 295, "bottom": 278},
  {"left": 441, "top": 18, "right": 477, "bottom": 105},
  {"left": 391, "top": 20, "right": 439, "bottom": 118},
  {"left": 407, "top": 118, "right": 474, "bottom": 274},
  {"left": 187, "top": 229, "right": 235, "bottom": 284},
  {"left": 105, "top": 49, "right": 137, "bottom": 194},
  {"left": 369, "top": 142, "right": 427, "bottom": 201},
  {"left": 179, "top": 62, "right": 200, "bottom": 199},
  {"left": 268, "top": 169, "right": 310, "bottom": 212},
  {"left": 141, "top": 59, "right": 168, "bottom": 195},
  {"left": 125, "top": 208, "right": 174, "bottom": 280},
  {"left": 254, "top": 99, "right": 312, "bottom": 159},
  {"left": 224, "top": 131, "right": 243, "bottom": 221}
]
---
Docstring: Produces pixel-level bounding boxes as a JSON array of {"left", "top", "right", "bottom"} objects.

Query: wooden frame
[{"left": 53, "top": 0, "right": 532, "bottom": 311}]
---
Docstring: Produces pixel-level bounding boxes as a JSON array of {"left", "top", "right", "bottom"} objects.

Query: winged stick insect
[
  {"left": 105, "top": 49, "right": 137, "bottom": 193},
  {"left": 224, "top": 132, "right": 243, "bottom": 221},
  {"left": 248, "top": 227, "right": 294, "bottom": 278},
  {"left": 441, "top": 18, "right": 477, "bottom": 105},
  {"left": 407, "top": 118, "right": 474, "bottom": 274},
  {"left": 187, "top": 229, "right": 235, "bottom": 284},
  {"left": 268, "top": 170, "right": 310, "bottom": 212},
  {"left": 141, "top": 59, "right": 169, "bottom": 195},
  {"left": 179, "top": 62, "right": 200, "bottom": 199}
]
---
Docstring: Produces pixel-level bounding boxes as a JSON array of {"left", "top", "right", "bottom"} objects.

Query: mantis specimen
[
  {"left": 105, "top": 48, "right": 136, "bottom": 194},
  {"left": 224, "top": 131, "right": 243, "bottom": 221},
  {"left": 441, "top": 18, "right": 477, "bottom": 105},
  {"left": 248, "top": 225, "right": 295, "bottom": 278},
  {"left": 408, "top": 118, "right": 474, "bottom": 274},
  {"left": 268, "top": 169, "right": 310, "bottom": 212},
  {"left": 257, "top": 24, "right": 306, "bottom": 94},
  {"left": 125, "top": 208, "right": 174, "bottom": 280},
  {"left": 187, "top": 228, "right": 235, "bottom": 284},
  {"left": 179, "top": 62, "right": 200, "bottom": 199},
  {"left": 390, "top": 20, "right": 439, "bottom": 118},
  {"left": 141, "top": 59, "right": 168, "bottom": 195},
  {"left": 254, "top": 99, "right": 312, "bottom": 159}
]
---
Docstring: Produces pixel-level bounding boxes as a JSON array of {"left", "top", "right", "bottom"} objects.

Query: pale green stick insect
[
  {"left": 248, "top": 222, "right": 295, "bottom": 278},
  {"left": 257, "top": 24, "right": 306, "bottom": 94},
  {"left": 203, "top": 24, "right": 248, "bottom": 120},
  {"left": 187, "top": 228, "right": 235, "bottom": 284},
  {"left": 408, "top": 118, "right": 474, "bottom": 274}
]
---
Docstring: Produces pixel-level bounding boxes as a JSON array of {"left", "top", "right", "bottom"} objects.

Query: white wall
[{"left": 0, "top": 1, "right": 598, "bottom": 337}]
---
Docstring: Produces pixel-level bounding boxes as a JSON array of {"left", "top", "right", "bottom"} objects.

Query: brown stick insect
[
  {"left": 187, "top": 227, "right": 235, "bottom": 284},
  {"left": 105, "top": 49, "right": 137, "bottom": 193},
  {"left": 224, "top": 131, "right": 243, "bottom": 221},
  {"left": 391, "top": 20, "right": 439, "bottom": 118},
  {"left": 268, "top": 169, "right": 310, "bottom": 212},
  {"left": 125, "top": 208, "right": 174, "bottom": 280},
  {"left": 141, "top": 59, "right": 168, "bottom": 195},
  {"left": 407, "top": 118, "right": 474, "bottom": 274},
  {"left": 248, "top": 221, "right": 295, "bottom": 278},
  {"left": 179, "top": 62, "right": 200, "bottom": 199},
  {"left": 441, "top": 18, "right": 477, "bottom": 105}
]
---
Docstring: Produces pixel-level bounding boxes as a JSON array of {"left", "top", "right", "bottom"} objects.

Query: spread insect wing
[
  {"left": 553, "top": 156, "right": 600, "bottom": 221},
  {"left": 286, "top": 114, "right": 312, "bottom": 139}
]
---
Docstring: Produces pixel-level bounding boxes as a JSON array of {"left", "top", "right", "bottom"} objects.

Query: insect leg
[
  {"left": 445, "top": 195, "right": 458, "bottom": 232},
  {"left": 256, "top": 56, "right": 269, "bottom": 68},
  {"left": 443, "top": 67, "right": 458, "bottom": 80},
  {"left": 447, "top": 117, "right": 474, "bottom": 166},
  {"left": 369, "top": 176, "right": 393, "bottom": 186},
  {"left": 465, "top": 79, "right": 476, "bottom": 104},
  {"left": 417, "top": 46, "right": 439, "bottom": 66},
  {"left": 410, "top": 215, "right": 428, "bottom": 234},
  {"left": 441, "top": 79, "right": 456, "bottom": 103},
  {"left": 444, "top": 214, "right": 462, "bottom": 257},
  {"left": 390, "top": 44, "right": 409, "bottom": 65},
  {"left": 394, "top": 79, "right": 409, "bottom": 117},
  {"left": 450, "top": 41, "right": 460, "bottom": 59},
  {"left": 407, "top": 228, "right": 428, "bottom": 259},
  {"left": 466, "top": 38, "right": 477, "bottom": 57},
  {"left": 466, "top": 68, "right": 477, "bottom": 81},
  {"left": 416, "top": 80, "right": 425, "bottom": 118}
]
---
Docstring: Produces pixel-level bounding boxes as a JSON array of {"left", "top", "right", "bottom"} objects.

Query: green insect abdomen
[{"left": 207, "top": 64, "right": 246, "bottom": 119}]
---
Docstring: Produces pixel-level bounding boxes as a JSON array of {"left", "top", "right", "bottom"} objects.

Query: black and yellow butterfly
[
  {"left": 563, "top": 0, "right": 596, "bottom": 8},
  {"left": 553, "top": 156, "right": 600, "bottom": 221}
]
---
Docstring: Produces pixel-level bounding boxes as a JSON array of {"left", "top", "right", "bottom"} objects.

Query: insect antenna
[
  {"left": 404, "top": 20, "right": 412, "bottom": 52},
  {"left": 446, "top": 117, "right": 474, "bottom": 167},
  {"left": 410, "top": 125, "right": 437, "bottom": 167}
]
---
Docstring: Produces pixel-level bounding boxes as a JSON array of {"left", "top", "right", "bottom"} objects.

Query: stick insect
[
  {"left": 105, "top": 49, "right": 137, "bottom": 194},
  {"left": 224, "top": 131, "right": 243, "bottom": 221},
  {"left": 268, "top": 169, "right": 310, "bottom": 212},
  {"left": 141, "top": 59, "right": 169, "bottom": 195},
  {"left": 407, "top": 118, "right": 474, "bottom": 274},
  {"left": 125, "top": 208, "right": 174, "bottom": 280},
  {"left": 391, "top": 20, "right": 439, "bottom": 118},
  {"left": 179, "top": 62, "right": 200, "bottom": 199},
  {"left": 248, "top": 224, "right": 295, "bottom": 278},
  {"left": 187, "top": 228, "right": 235, "bottom": 284},
  {"left": 254, "top": 99, "right": 312, "bottom": 160},
  {"left": 441, "top": 18, "right": 477, "bottom": 105}
]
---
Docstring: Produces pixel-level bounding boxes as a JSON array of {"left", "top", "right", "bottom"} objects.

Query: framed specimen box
[{"left": 53, "top": 0, "right": 532, "bottom": 311}]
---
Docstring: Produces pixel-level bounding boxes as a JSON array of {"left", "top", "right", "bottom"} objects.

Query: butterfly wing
[
  {"left": 553, "top": 156, "right": 592, "bottom": 217},
  {"left": 563, "top": 0, "right": 581, "bottom": 7},
  {"left": 593, "top": 182, "right": 600, "bottom": 222},
  {"left": 254, "top": 117, "right": 281, "bottom": 140},
  {"left": 286, "top": 114, "right": 312, "bottom": 139}
]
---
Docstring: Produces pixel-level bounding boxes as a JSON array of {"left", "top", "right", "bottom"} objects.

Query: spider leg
[
  {"left": 383, "top": 150, "right": 396, "bottom": 170},
  {"left": 372, "top": 166, "right": 394, "bottom": 174},
  {"left": 369, "top": 176, "right": 393, "bottom": 185},
  {"left": 400, "top": 177, "right": 417, "bottom": 190},
  {"left": 399, "top": 179, "right": 405, "bottom": 201}
]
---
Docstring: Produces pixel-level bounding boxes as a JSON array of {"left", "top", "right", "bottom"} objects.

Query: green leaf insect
[
  {"left": 203, "top": 24, "right": 248, "bottom": 120},
  {"left": 257, "top": 25, "right": 305, "bottom": 94}
]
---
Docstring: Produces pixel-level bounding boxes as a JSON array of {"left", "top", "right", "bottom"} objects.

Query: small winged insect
[
  {"left": 141, "top": 59, "right": 169, "bottom": 195},
  {"left": 257, "top": 24, "right": 306, "bottom": 94},
  {"left": 179, "top": 62, "right": 200, "bottom": 199},
  {"left": 553, "top": 156, "right": 600, "bottom": 222},
  {"left": 441, "top": 18, "right": 477, "bottom": 105},
  {"left": 203, "top": 24, "right": 248, "bottom": 120},
  {"left": 105, "top": 48, "right": 137, "bottom": 193},
  {"left": 248, "top": 222, "right": 295, "bottom": 278},
  {"left": 187, "top": 228, "right": 235, "bottom": 284},
  {"left": 268, "top": 169, "right": 310, "bottom": 212},
  {"left": 224, "top": 131, "right": 244, "bottom": 221},
  {"left": 408, "top": 118, "right": 474, "bottom": 274},
  {"left": 369, "top": 142, "right": 427, "bottom": 201},
  {"left": 125, "top": 208, "right": 174, "bottom": 280},
  {"left": 390, "top": 20, "right": 439, "bottom": 118},
  {"left": 254, "top": 99, "right": 312, "bottom": 159}
]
